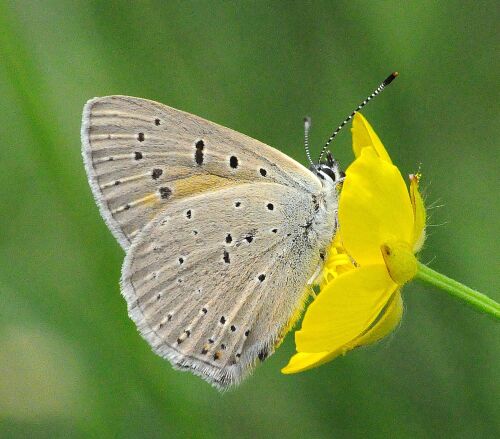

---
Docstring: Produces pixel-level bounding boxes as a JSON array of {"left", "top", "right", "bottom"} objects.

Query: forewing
[
  {"left": 121, "top": 182, "right": 323, "bottom": 389},
  {"left": 81, "top": 96, "right": 320, "bottom": 249}
]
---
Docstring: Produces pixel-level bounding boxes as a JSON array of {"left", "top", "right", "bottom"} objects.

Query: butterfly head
[{"left": 312, "top": 151, "right": 345, "bottom": 185}]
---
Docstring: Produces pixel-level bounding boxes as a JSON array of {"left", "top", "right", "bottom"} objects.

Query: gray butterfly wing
[
  {"left": 81, "top": 96, "right": 320, "bottom": 249},
  {"left": 121, "top": 182, "right": 332, "bottom": 389}
]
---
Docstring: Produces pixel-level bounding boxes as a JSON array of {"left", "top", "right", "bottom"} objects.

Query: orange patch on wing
[
  {"left": 173, "top": 174, "right": 233, "bottom": 198},
  {"left": 137, "top": 193, "right": 159, "bottom": 206}
]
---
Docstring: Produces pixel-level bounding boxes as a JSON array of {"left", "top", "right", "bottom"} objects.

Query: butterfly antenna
[
  {"left": 318, "top": 71, "right": 399, "bottom": 163},
  {"left": 303, "top": 116, "right": 314, "bottom": 167}
]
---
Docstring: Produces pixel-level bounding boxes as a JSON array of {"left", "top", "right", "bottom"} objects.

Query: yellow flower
[{"left": 282, "top": 113, "right": 426, "bottom": 374}]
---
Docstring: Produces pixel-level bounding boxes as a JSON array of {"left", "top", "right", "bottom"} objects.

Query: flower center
[
  {"left": 319, "top": 240, "right": 355, "bottom": 286},
  {"left": 380, "top": 240, "right": 417, "bottom": 285}
]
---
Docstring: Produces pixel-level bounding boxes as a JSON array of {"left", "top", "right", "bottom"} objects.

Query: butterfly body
[{"left": 82, "top": 96, "right": 341, "bottom": 389}]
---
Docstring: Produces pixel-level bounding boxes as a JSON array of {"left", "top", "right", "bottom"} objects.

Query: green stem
[{"left": 415, "top": 262, "right": 500, "bottom": 319}]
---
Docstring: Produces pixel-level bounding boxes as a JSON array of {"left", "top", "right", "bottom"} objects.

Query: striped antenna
[
  {"left": 318, "top": 72, "right": 399, "bottom": 163},
  {"left": 303, "top": 116, "right": 314, "bottom": 166}
]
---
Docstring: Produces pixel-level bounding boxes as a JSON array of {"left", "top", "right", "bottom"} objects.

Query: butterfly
[{"left": 80, "top": 74, "right": 396, "bottom": 390}]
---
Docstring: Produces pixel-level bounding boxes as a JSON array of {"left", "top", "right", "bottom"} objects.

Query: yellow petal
[
  {"left": 281, "top": 350, "right": 340, "bottom": 374},
  {"left": 352, "top": 113, "right": 392, "bottom": 163},
  {"left": 339, "top": 147, "right": 414, "bottom": 266},
  {"left": 282, "top": 292, "right": 403, "bottom": 374},
  {"left": 354, "top": 290, "right": 403, "bottom": 346},
  {"left": 295, "top": 265, "right": 397, "bottom": 353},
  {"left": 409, "top": 174, "right": 426, "bottom": 252}
]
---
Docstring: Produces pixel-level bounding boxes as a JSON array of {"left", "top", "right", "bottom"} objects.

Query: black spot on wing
[
  {"left": 195, "top": 140, "right": 204, "bottom": 165},
  {"left": 159, "top": 187, "right": 172, "bottom": 199},
  {"left": 152, "top": 168, "right": 163, "bottom": 179}
]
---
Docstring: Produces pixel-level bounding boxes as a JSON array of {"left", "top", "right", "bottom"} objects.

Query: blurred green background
[{"left": 0, "top": 1, "right": 498, "bottom": 438}]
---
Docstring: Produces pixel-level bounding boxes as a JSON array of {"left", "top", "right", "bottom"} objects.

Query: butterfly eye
[
  {"left": 317, "top": 165, "right": 338, "bottom": 182},
  {"left": 324, "top": 168, "right": 336, "bottom": 181}
]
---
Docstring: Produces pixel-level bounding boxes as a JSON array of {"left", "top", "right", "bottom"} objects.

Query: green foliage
[{"left": 0, "top": 1, "right": 498, "bottom": 438}]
